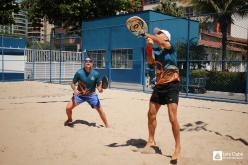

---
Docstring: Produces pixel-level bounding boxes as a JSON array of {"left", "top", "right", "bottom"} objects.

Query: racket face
[
  {"left": 102, "top": 76, "right": 109, "bottom": 89},
  {"left": 78, "top": 81, "right": 86, "bottom": 91},
  {"left": 126, "top": 16, "right": 147, "bottom": 37}
]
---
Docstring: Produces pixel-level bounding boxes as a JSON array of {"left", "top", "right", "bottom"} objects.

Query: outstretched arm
[{"left": 146, "top": 38, "right": 155, "bottom": 64}]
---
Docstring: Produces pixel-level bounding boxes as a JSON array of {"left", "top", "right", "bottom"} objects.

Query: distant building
[
  {"left": 12, "top": 10, "right": 28, "bottom": 36},
  {"left": 231, "top": 15, "right": 248, "bottom": 40},
  {"left": 199, "top": 30, "right": 247, "bottom": 72},
  {"left": 52, "top": 25, "right": 81, "bottom": 51},
  {"left": 0, "top": 10, "right": 53, "bottom": 43},
  {"left": 28, "top": 18, "right": 54, "bottom": 43},
  {"left": 0, "top": 10, "right": 28, "bottom": 36}
]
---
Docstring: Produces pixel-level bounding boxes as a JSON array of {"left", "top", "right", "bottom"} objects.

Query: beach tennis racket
[
  {"left": 78, "top": 80, "right": 86, "bottom": 91},
  {"left": 78, "top": 80, "right": 92, "bottom": 95},
  {"left": 126, "top": 16, "right": 148, "bottom": 38},
  {"left": 101, "top": 76, "right": 109, "bottom": 89}
]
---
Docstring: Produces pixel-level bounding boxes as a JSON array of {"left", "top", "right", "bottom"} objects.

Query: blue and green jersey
[
  {"left": 153, "top": 45, "right": 177, "bottom": 69},
  {"left": 73, "top": 68, "right": 101, "bottom": 93}
]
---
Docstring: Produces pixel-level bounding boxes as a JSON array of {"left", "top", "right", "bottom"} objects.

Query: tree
[
  {"left": 191, "top": 0, "right": 248, "bottom": 71},
  {"left": 21, "top": 0, "right": 141, "bottom": 30},
  {"left": 154, "top": 0, "right": 184, "bottom": 17},
  {"left": 176, "top": 40, "right": 207, "bottom": 70},
  {"left": 0, "top": 0, "right": 19, "bottom": 25}
]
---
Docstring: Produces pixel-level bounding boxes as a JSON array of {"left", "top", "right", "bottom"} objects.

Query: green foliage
[
  {"left": 26, "top": 39, "right": 50, "bottom": 49},
  {"left": 0, "top": 0, "right": 20, "bottom": 25},
  {"left": 177, "top": 40, "right": 208, "bottom": 70},
  {"left": 179, "top": 69, "right": 208, "bottom": 78},
  {"left": 21, "top": 0, "right": 142, "bottom": 29},
  {"left": 206, "top": 71, "right": 245, "bottom": 93},
  {"left": 180, "top": 69, "right": 245, "bottom": 93},
  {"left": 154, "top": 0, "right": 184, "bottom": 17},
  {"left": 191, "top": 69, "right": 208, "bottom": 77},
  {"left": 176, "top": 40, "right": 207, "bottom": 60}
]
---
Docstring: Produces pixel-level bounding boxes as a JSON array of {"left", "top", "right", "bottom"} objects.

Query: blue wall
[
  {"left": 82, "top": 10, "right": 199, "bottom": 84},
  {"left": 0, "top": 36, "right": 26, "bottom": 81},
  {"left": 0, "top": 36, "right": 26, "bottom": 48},
  {"left": 0, "top": 73, "right": 24, "bottom": 81},
  {"left": 148, "top": 12, "right": 199, "bottom": 44},
  {"left": 0, "top": 36, "right": 26, "bottom": 56}
]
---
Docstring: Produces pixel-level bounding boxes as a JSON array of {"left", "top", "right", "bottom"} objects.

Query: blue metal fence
[{"left": 0, "top": 11, "right": 247, "bottom": 103}]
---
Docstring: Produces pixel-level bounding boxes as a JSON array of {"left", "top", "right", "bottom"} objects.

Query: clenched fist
[{"left": 147, "top": 37, "right": 154, "bottom": 48}]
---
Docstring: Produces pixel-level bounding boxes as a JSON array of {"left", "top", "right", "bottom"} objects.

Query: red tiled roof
[
  {"left": 201, "top": 31, "right": 248, "bottom": 44},
  {"left": 199, "top": 40, "right": 246, "bottom": 53},
  {"left": 200, "top": 31, "right": 247, "bottom": 54}
]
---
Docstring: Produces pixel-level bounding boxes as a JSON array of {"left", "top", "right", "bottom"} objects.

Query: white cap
[{"left": 153, "top": 27, "right": 171, "bottom": 41}]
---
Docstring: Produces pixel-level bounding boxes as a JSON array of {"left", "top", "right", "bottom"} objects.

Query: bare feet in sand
[{"left": 170, "top": 146, "right": 181, "bottom": 164}]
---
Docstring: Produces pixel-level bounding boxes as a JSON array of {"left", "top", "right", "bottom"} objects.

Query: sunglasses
[{"left": 84, "top": 59, "right": 93, "bottom": 63}]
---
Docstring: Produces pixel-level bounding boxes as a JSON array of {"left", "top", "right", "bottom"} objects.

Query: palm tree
[{"left": 192, "top": 0, "right": 248, "bottom": 71}]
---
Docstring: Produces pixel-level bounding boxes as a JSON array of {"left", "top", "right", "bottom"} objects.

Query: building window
[
  {"left": 87, "top": 49, "right": 106, "bottom": 68},
  {"left": 111, "top": 48, "right": 133, "bottom": 69}
]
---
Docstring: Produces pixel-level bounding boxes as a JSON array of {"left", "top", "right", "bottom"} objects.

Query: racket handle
[{"left": 140, "top": 32, "right": 148, "bottom": 39}]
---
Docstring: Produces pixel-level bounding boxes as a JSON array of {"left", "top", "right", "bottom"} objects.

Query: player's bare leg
[
  {"left": 96, "top": 107, "right": 109, "bottom": 128},
  {"left": 64, "top": 99, "right": 77, "bottom": 125},
  {"left": 167, "top": 103, "right": 181, "bottom": 161},
  {"left": 146, "top": 102, "right": 161, "bottom": 147}
]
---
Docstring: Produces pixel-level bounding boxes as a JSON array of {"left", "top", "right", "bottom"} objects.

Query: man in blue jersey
[
  {"left": 142, "top": 28, "right": 181, "bottom": 163},
  {"left": 64, "top": 56, "right": 109, "bottom": 128}
]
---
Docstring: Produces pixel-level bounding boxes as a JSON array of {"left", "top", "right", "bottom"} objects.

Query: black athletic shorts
[{"left": 150, "top": 81, "right": 179, "bottom": 105}]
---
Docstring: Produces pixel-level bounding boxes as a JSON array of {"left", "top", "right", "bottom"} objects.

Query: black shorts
[{"left": 150, "top": 81, "right": 179, "bottom": 105}]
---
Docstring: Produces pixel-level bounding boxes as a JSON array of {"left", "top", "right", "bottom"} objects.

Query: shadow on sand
[
  {"left": 106, "top": 139, "right": 176, "bottom": 163},
  {"left": 64, "top": 119, "right": 104, "bottom": 128},
  {"left": 106, "top": 138, "right": 163, "bottom": 154},
  {"left": 180, "top": 121, "right": 248, "bottom": 147}
]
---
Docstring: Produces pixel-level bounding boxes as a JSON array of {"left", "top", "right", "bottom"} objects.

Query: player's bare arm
[
  {"left": 71, "top": 81, "right": 80, "bottom": 96},
  {"left": 144, "top": 33, "right": 171, "bottom": 49},
  {"left": 146, "top": 38, "right": 155, "bottom": 64},
  {"left": 97, "top": 83, "right": 103, "bottom": 93}
]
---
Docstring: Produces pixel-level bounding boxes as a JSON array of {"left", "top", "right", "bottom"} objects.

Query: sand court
[{"left": 0, "top": 81, "right": 247, "bottom": 165}]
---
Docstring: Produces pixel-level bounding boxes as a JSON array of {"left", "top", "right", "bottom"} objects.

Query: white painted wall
[
  {"left": 143, "top": 4, "right": 159, "bottom": 10},
  {"left": 0, "top": 55, "right": 24, "bottom": 73},
  {"left": 231, "top": 15, "right": 248, "bottom": 40}
]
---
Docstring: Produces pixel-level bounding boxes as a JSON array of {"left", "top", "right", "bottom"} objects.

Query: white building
[
  {"left": 28, "top": 18, "right": 54, "bottom": 43},
  {"left": 231, "top": 15, "right": 248, "bottom": 40},
  {"left": 143, "top": 0, "right": 160, "bottom": 10},
  {"left": 0, "top": 10, "right": 28, "bottom": 36}
]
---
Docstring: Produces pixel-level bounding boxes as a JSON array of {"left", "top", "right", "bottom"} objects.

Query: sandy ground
[{"left": 0, "top": 81, "right": 247, "bottom": 165}]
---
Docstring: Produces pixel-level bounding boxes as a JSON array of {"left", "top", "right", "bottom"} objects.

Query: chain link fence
[
  {"left": 1, "top": 11, "right": 247, "bottom": 103},
  {"left": 177, "top": 13, "right": 248, "bottom": 103},
  {"left": 24, "top": 32, "right": 82, "bottom": 83}
]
